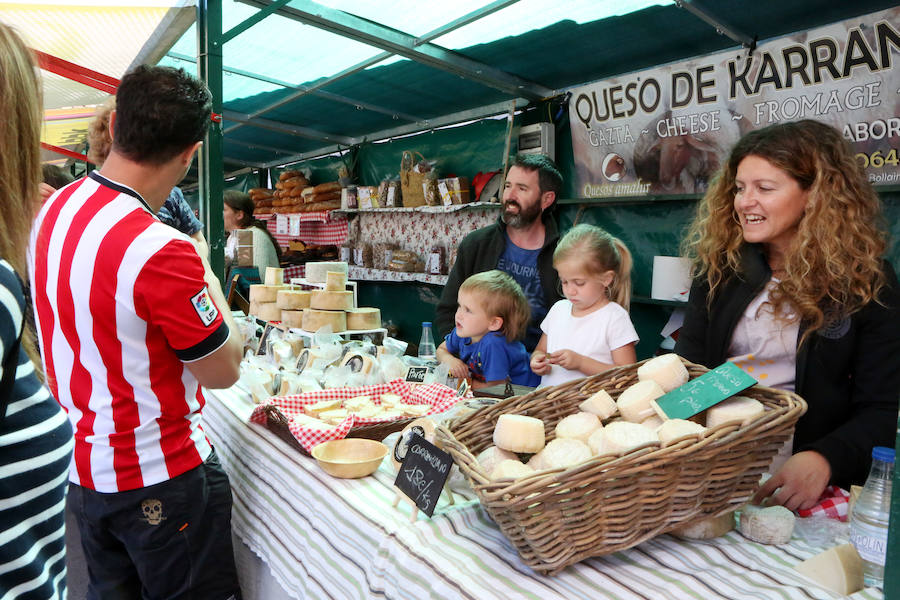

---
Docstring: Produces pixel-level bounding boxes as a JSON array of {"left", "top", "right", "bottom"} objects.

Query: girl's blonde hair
[
  {"left": 553, "top": 224, "right": 633, "bottom": 309},
  {"left": 681, "top": 119, "right": 889, "bottom": 343},
  {"left": 459, "top": 270, "right": 531, "bottom": 342}
]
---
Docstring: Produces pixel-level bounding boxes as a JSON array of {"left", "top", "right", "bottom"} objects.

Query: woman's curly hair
[{"left": 682, "top": 119, "right": 889, "bottom": 342}]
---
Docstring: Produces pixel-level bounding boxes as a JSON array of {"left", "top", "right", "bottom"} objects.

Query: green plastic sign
[{"left": 653, "top": 361, "right": 758, "bottom": 420}]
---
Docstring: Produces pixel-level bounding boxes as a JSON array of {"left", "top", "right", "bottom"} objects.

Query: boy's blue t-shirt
[
  {"left": 496, "top": 235, "right": 546, "bottom": 352},
  {"left": 444, "top": 330, "right": 539, "bottom": 387}
]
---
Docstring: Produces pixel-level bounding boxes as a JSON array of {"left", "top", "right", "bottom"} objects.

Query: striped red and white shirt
[{"left": 28, "top": 172, "right": 230, "bottom": 493}]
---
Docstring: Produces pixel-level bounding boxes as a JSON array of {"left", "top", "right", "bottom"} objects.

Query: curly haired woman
[{"left": 675, "top": 119, "right": 900, "bottom": 510}]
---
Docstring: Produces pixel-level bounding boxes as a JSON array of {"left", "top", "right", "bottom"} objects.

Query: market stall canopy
[{"left": 4, "top": 0, "right": 897, "bottom": 172}]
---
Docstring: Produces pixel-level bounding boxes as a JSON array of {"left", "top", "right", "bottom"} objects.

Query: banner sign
[{"left": 568, "top": 7, "right": 900, "bottom": 199}]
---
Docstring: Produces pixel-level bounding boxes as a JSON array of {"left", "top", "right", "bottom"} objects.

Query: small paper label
[
  {"left": 288, "top": 215, "right": 301, "bottom": 237},
  {"left": 387, "top": 186, "right": 396, "bottom": 207},
  {"left": 275, "top": 214, "right": 288, "bottom": 234},
  {"left": 438, "top": 181, "right": 452, "bottom": 206}
]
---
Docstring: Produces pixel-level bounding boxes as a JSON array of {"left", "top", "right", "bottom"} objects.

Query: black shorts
[{"left": 68, "top": 450, "right": 242, "bottom": 600}]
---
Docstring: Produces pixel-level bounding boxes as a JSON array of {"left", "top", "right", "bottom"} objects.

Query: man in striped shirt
[{"left": 28, "top": 65, "right": 243, "bottom": 599}]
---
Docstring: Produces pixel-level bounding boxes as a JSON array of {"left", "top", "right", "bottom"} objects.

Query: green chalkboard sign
[{"left": 653, "top": 361, "right": 758, "bottom": 420}]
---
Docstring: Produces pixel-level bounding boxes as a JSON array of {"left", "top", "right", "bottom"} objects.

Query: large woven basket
[{"left": 436, "top": 357, "right": 807, "bottom": 575}]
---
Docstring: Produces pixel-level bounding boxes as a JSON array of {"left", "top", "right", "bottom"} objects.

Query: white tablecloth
[{"left": 202, "top": 386, "right": 883, "bottom": 600}]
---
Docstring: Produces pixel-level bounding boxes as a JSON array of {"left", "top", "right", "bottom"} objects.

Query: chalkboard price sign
[
  {"left": 653, "top": 361, "right": 758, "bottom": 420},
  {"left": 393, "top": 433, "right": 453, "bottom": 517},
  {"left": 405, "top": 366, "right": 428, "bottom": 383}
]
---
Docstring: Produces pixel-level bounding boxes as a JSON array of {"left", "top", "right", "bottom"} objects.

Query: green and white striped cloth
[{"left": 203, "top": 387, "right": 883, "bottom": 600}]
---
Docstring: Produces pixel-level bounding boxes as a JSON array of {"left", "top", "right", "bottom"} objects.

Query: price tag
[
  {"left": 288, "top": 215, "right": 301, "bottom": 237},
  {"left": 393, "top": 433, "right": 452, "bottom": 517},
  {"left": 404, "top": 366, "right": 428, "bottom": 383},
  {"left": 653, "top": 361, "right": 757, "bottom": 420},
  {"left": 438, "top": 180, "right": 453, "bottom": 206},
  {"left": 275, "top": 214, "right": 288, "bottom": 235}
]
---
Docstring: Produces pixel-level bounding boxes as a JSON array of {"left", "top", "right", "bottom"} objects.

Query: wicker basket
[{"left": 436, "top": 357, "right": 807, "bottom": 575}]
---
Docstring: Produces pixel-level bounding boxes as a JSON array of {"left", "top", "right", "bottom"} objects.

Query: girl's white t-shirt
[{"left": 539, "top": 299, "right": 639, "bottom": 388}]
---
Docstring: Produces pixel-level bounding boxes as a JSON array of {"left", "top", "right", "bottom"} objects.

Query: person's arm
[
  {"left": 530, "top": 334, "right": 551, "bottom": 375},
  {"left": 190, "top": 230, "right": 210, "bottom": 261},
  {"left": 436, "top": 341, "right": 468, "bottom": 379},
  {"left": 551, "top": 341, "right": 637, "bottom": 375},
  {"left": 752, "top": 451, "right": 831, "bottom": 510}
]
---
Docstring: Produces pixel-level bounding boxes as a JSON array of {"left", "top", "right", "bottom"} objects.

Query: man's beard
[{"left": 502, "top": 200, "right": 542, "bottom": 229}]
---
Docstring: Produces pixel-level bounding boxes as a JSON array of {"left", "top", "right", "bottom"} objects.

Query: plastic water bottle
[
  {"left": 849, "top": 446, "right": 894, "bottom": 588},
  {"left": 417, "top": 322, "right": 436, "bottom": 361}
]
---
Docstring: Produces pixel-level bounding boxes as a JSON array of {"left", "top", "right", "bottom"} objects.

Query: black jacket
[
  {"left": 435, "top": 215, "right": 562, "bottom": 351},
  {"left": 675, "top": 244, "right": 900, "bottom": 489}
]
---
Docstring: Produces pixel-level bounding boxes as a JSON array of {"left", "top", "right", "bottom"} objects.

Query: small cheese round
[
  {"left": 617, "top": 380, "right": 665, "bottom": 422},
  {"left": 527, "top": 452, "right": 545, "bottom": 471},
  {"left": 588, "top": 421, "right": 658, "bottom": 456},
  {"left": 254, "top": 302, "right": 281, "bottom": 322},
  {"left": 310, "top": 290, "right": 354, "bottom": 311},
  {"left": 249, "top": 284, "right": 283, "bottom": 303},
  {"left": 325, "top": 270, "right": 347, "bottom": 291},
  {"left": 302, "top": 308, "right": 347, "bottom": 333},
  {"left": 641, "top": 414, "right": 664, "bottom": 431},
  {"left": 739, "top": 505, "right": 795, "bottom": 544},
  {"left": 578, "top": 389, "right": 618, "bottom": 419},
  {"left": 705, "top": 395, "right": 765, "bottom": 429},
  {"left": 637, "top": 353, "right": 689, "bottom": 392},
  {"left": 476, "top": 446, "right": 518, "bottom": 475},
  {"left": 264, "top": 266, "right": 284, "bottom": 286},
  {"left": 657, "top": 419, "right": 707, "bottom": 445},
  {"left": 493, "top": 414, "right": 546, "bottom": 454},
  {"left": 305, "top": 261, "right": 348, "bottom": 283},
  {"left": 276, "top": 289, "right": 311, "bottom": 310},
  {"left": 490, "top": 459, "right": 534, "bottom": 481},
  {"left": 346, "top": 307, "right": 381, "bottom": 330},
  {"left": 554, "top": 412, "right": 602, "bottom": 444},
  {"left": 281, "top": 310, "right": 304, "bottom": 329},
  {"left": 535, "top": 438, "right": 592, "bottom": 470},
  {"left": 670, "top": 511, "right": 735, "bottom": 540}
]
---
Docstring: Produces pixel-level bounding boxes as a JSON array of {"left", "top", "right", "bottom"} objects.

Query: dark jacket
[
  {"left": 675, "top": 244, "right": 900, "bottom": 489},
  {"left": 435, "top": 215, "right": 562, "bottom": 350}
]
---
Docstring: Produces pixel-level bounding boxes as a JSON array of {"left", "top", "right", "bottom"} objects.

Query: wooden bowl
[{"left": 311, "top": 438, "right": 389, "bottom": 478}]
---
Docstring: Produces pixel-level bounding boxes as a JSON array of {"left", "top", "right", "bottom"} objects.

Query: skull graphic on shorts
[{"left": 141, "top": 499, "right": 165, "bottom": 525}]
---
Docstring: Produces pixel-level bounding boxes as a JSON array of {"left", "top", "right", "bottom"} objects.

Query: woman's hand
[
  {"left": 751, "top": 451, "right": 831, "bottom": 511},
  {"left": 548, "top": 349, "right": 583, "bottom": 371},
  {"left": 530, "top": 351, "right": 551, "bottom": 375}
]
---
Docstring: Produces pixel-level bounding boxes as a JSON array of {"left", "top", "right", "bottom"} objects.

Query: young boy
[{"left": 436, "top": 270, "right": 540, "bottom": 389}]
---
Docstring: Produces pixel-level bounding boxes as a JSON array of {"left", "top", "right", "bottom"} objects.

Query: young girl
[
  {"left": 436, "top": 270, "right": 540, "bottom": 389},
  {"left": 531, "top": 224, "right": 638, "bottom": 387}
]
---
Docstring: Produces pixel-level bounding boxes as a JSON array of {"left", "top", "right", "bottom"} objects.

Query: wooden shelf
[
  {"left": 348, "top": 266, "right": 447, "bottom": 286},
  {"left": 333, "top": 201, "right": 502, "bottom": 215}
]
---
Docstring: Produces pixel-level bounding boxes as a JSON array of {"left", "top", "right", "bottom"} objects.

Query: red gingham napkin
[
  {"left": 796, "top": 486, "right": 850, "bottom": 521},
  {"left": 249, "top": 378, "right": 459, "bottom": 453}
]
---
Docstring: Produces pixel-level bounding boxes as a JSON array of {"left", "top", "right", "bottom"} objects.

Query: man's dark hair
[
  {"left": 511, "top": 153, "right": 563, "bottom": 198},
  {"left": 42, "top": 164, "right": 74, "bottom": 189},
  {"left": 113, "top": 65, "right": 212, "bottom": 165}
]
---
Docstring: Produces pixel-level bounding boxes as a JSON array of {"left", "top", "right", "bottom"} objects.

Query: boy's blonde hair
[
  {"left": 459, "top": 270, "right": 530, "bottom": 342},
  {"left": 553, "top": 224, "right": 633, "bottom": 309}
]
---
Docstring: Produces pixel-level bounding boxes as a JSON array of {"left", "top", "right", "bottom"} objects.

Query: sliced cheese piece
[
  {"left": 657, "top": 418, "right": 706, "bottom": 445},
  {"left": 305, "top": 261, "right": 348, "bottom": 283},
  {"left": 310, "top": 290, "right": 354, "bottom": 311},
  {"left": 254, "top": 302, "right": 282, "bottom": 322},
  {"left": 579, "top": 389, "right": 618, "bottom": 419},
  {"left": 325, "top": 270, "right": 347, "bottom": 292},
  {"left": 302, "top": 309, "right": 346, "bottom": 333},
  {"left": 319, "top": 408, "right": 349, "bottom": 424},
  {"left": 346, "top": 307, "right": 381, "bottom": 330},
  {"left": 493, "top": 414, "right": 546, "bottom": 454},
  {"left": 554, "top": 412, "right": 602, "bottom": 444},
  {"left": 249, "top": 284, "right": 283, "bottom": 303},
  {"left": 344, "top": 395, "right": 372, "bottom": 411},
  {"left": 617, "top": 380, "right": 665, "bottom": 422},
  {"left": 354, "top": 404, "right": 382, "bottom": 419},
  {"left": 705, "top": 395, "right": 765, "bottom": 429},
  {"left": 588, "top": 421, "right": 658, "bottom": 455},
  {"left": 281, "top": 310, "right": 304, "bottom": 329},
  {"left": 490, "top": 459, "right": 534, "bottom": 481},
  {"left": 739, "top": 505, "right": 795, "bottom": 544},
  {"left": 637, "top": 353, "right": 689, "bottom": 392},
  {"left": 400, "top": 404, "right": 431, "bottom": 417},
  {"left": 305, "top": 399, "right": 343, "bottom": 416},
  {"left": 276, "top": 289, "right": 311, "bottom": 310},
  {"left": 476, "top": 446, "right": 518, "bottom": 475},
  {"left": 670, "top": 511, "right": 735, "bottom": 539},
  {"left": 535, "top": 437, "right": 592, "bottom": 470},
  {"left": 794, "top": 543, "right": 864, "bottom": 596},
  {"left": 264, "top": 266, "right": 284, "bottom": 286},
  {"left": 379, "top": 393, "right": 402, "bottom": 408}
]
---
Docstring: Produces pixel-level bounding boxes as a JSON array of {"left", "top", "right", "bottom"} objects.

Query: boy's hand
[
  {"left": 443, "top": 356, "right": 469, "bottom": 380},
  {"left": 548, "top": 349, "right": 582, "bottom": 371},
  {"left": 530, "top": 351, "right": 551, "bottom": 375}
]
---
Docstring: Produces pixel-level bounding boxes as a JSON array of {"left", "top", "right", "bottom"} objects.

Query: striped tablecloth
[
  {"left": 258, "top": 212, "right": 349, "bottom": 248},
  {"left": 202, "top": 387, "right": 884, "bottom": 600}
]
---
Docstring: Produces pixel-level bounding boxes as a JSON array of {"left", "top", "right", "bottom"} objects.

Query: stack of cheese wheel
[
  {"left": 248, "top": 267, "right": 289, "bottom": 322},
  {"left": 292, "top": 261, "right": 383, "bottom": 332}
]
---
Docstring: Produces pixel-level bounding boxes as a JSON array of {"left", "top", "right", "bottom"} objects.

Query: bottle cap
[
  {"left": 422, "top": 321, "right": 432, "bottom": 327},
  {"left": 872, "top": 446, "right": 895, "bottom": 463}
]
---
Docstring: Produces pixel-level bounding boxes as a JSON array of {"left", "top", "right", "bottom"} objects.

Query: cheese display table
[{"left": 203, "top": 386, "right": 884, "bottom": 600}]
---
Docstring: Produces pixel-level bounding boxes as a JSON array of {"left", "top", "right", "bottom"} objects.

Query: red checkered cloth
[
  {"left": 249, "top": 378, "right": 459, "bottom": 453},
  {"left": 796, "top": 486, "right": 850, "bottom": 521},
  {"left": 283, "top": 265, "right": 305, "bottom": 281},
  {"left": 260, "top": 212, "right": 349, "bottom": 249}
]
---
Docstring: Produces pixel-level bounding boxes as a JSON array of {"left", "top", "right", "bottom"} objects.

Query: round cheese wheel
[
  {"left": 554, "top": 412, "right": 602, "bottom": 444},
  {"left": 264, "top": 266, "right": 284, "bottom": 286},
  {"left": 671, "top": 511, "right": 735, "bottom": 540},
  {"left": 579, "top": 389, "right": 617, "bottom": 419},
  {"left": 637, "top": 353, "right": 689, "bottom": 392},
  {"left": 490, "top": 459, "right": 534, "bottom": 481},
  {"left": 739, "top": 505, "right": 795, "bottom": 544},
  {"left": 534, "top": 437, "right": 592, "bottom": 470},
  {"left": 588, "top": 421, "right": 658, "bottom": 456},
  {"left": 493, "top": 414, "right": 546, "bottom": 454},
  {"left": 705, "top": 395, "right": 765, "bottom": 429},
  {"left": 302, "top": 308, "right": 346, "bottom": 333},
  {"left": 657, "top": 418, "right": 706, "bottom": 445},
  {"left": 281, "top": 310, "right": 304, "bottom": 329},
  {"left": 249, "top": 284, "right": 283, "bottom": 303},
  {"left": 325, "top": 270, "right": 347, "bottom": 292},
  {"left": 617, "top": 380, "right": 665, "bottom": 422},
  {"left": 476, "top": 445, "right": 518, "bottom": 475},
  {"left": 254, "top": 302, "right": 281, "bottom": 322},
  {"left": 276, "top": 290, "right": 311, "bottom": 310},
  {"left": 346, "top": 307, "right": 381, "bottom": 330},
  {"left": 305, "top": 261, "right": 348, "bottom": 283},
  {"left": 310, "top": 290, "right": 354, "bottom": 311}
]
